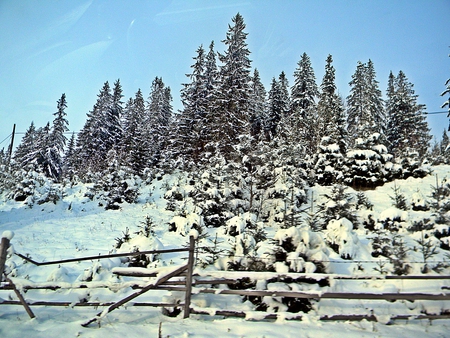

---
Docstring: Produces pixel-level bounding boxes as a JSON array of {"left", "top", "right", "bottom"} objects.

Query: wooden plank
[
  {"left": 15, "top": 247, "right": 190, "bottom": 266},
  {"left": 81, "top": 264, "right": 188, "bottom": 327},
  {"left": 183, "top": 236, "right": 195, "bottom": 319},
  {"left": 0, "top": 301, "right": 183, "bottom": 307},
  {"left": 112, "top": 271, "right": 157, "bottom": 277},
  {"left": 190, "top": 309, "right": 450, "bottom": 322},
  {"left": 5, "top": 277, "right": 35, "bottom": 319},
  {"left": 153, "top": 287, "right": 450, "bottom": 301}
]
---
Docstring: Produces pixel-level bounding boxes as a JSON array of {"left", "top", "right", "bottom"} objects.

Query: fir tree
[
  {"left": 290, "top": 52, "right": 319, "bottom": 156},
  {"left": 214, "top": 13, "right": 252, "bottom": 158},
  {"left": 315, "top": 55, "right": 347, "bottom": 185},
  {"left": 63, "top": 132, "right": 77, "bottom": 180},
  {"left": 109, "top": 79, "right": 124, "bottom": 150},
  {"left": 12, "top": 122, "right": 37, "bottom": 168},
  {"left": 76, "top": 81, "right": 113, "bottom": 175},
  {"left": 176, "top": 45, "right": 208, "bottom": 162},
  {"left": 146, "top": 77, "right": 173, "bottom": 166},
  {"left": 248, "top": 68, "right": 267, "bottom": 140},
  {"left": 385, "top": 71, "right": 431, "bottom": 159},
  {"left": 345, "top": 61, "right": 390, "bottom": 188},
  {"left": 46, "top": 93, "right": 69, "bottom": 180},
  {"left": 122, "top": 90, "right": 149, "bottom": 175}
]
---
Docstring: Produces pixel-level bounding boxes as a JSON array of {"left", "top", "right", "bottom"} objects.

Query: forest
[{"left": 1, "top": 14, "right": 450, "bottom": 330}]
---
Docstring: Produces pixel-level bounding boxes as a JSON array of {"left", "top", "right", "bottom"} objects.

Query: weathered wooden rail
[{"left": 2, "top": 231, "right": 450, "bottom": 326}]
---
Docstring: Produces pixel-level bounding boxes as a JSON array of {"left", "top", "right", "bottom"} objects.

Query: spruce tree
[
  {"left": 146, "top": 77, "right": 173, "bottom": 166},
  {"left": 76, "top": 81, "right": 113, "bottom": 175},
  {"left": 12, "top": 122, "right": 37, "bottom": 168},
  {"left": 248, "top": 68, "right": 267, "bottom": 140},
  {"left": 315, "top": 55, "right": 347, "bottom": 185},
  {"left": 290, "top": 52, "right": 319, "bottom": 156},
  {"left": 122, "top": 90, "right": 149, "bottom": 175},
  {"left": 176, "top": 45, "right": 208, "bottom": 162},
  {"left": 385, "top": 71, "right": 431, "bottom": 159},
  {"left": 345, "top": 61, "right": 390, "bottom": 188},
  {"left": 46, "top": 93, "right": 69, "bottom": 180},
  {"left": 63, "top": 132, "right": 77, "bottom": 180},
  {"left": 215, "top": 13, "right": 252, "bottom": 158},
  {"left": 266, "top": 77, "right": 282, "bottom": 141},
  {"left": 109, "top": 79, "right": 124, "bottom": 150}
]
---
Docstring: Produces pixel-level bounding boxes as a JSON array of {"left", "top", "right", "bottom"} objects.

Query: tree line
[{"left": 1, "top": 13, "right": 449, "bottom": 196}]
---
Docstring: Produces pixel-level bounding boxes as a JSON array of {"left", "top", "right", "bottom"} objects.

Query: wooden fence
[{"left": 2, "top": 232, "right": 450, "bottom": 326}]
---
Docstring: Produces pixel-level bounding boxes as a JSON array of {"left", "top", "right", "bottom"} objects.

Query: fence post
[
  {"left": 184, "top": 236, "right": 195, "bottom": 319},
  {"left": 0, "top": 232, "right": 12, "bottom": 281}
]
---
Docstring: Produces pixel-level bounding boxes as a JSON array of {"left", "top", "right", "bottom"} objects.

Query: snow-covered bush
[
  {"left": 378, "top": 207, "right": 408, "bottom": 232},
  {"left": 325, "top": 218, "right": 359, "bottom": 260},
  {"left": 344, "top": 133, "right": 393, "bottom": 189},
  {"left": 9, "top": 167, "right": 46, "bottom": 205},
  {"left": 271, "top": 226, "right": 329, "bottom": 273},
  {"left": 319, "top": 184, "right": 358, "bottom": 229},
  {"left": 314, "top": 137, "right": 347, "bottom": 186}
]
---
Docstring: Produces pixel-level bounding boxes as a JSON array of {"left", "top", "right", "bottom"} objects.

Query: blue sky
[{"left": 0, "top": 0, "right": 449, "bottom": 150}]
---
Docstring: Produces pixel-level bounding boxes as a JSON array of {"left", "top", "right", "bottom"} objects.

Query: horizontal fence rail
[{"left": 2, "top": 232, "right": 450, "bottom": 326}]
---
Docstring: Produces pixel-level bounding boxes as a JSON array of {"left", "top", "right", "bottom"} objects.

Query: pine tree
[
  {"left": 146, "top": 77, "right": 173, "bottom": 166},
  {"left": 214, "top": 13, "right": 252, "bottom": 158},
  {"left": 176, "top": 45, "right": 208, "bottom": 162},
  {"left": 46, "top": 93, "right": 69, "bottom": 180},
  {"left": 12, "top": 122, "right": 37, "bottom": 168},
  {"left": 266, "top": 77, "right": 282, "bottom": 141},
  {"left": 76, "top": 81, "right": 113, "bottom": 175},
  {"left": 248, "top": 68, "right": 267, "bottom": 140},
  {"left": 385, "top": 71, "right": 431, "bottom": 159},
  {"left": 290, "top": 52, "right": 319, "bottom": 156},
  {"left": 63, "top": 132, "right": 77, "bottom": 180},
  {"left": 109, "top": 79, "right": 124, "bottom": 150},
  {"left": 204, "top": 40, "right": 219, "bottom": 107},
  {"left": 345, "top": 61, "right": 390, "bottom": 188},
  {"left": 315, "top": 55, "right": 347, "bottom": 185},
  {"left": 122, "top": 90, "right": 149, "bottom": 175}
]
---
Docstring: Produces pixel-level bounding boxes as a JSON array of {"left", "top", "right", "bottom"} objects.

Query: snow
[
  {"left": 2, "top": 230, "right": 14, "bottom": 240},
  {"left": 0, "top": 166, "right": 450, "bottom": 337}
]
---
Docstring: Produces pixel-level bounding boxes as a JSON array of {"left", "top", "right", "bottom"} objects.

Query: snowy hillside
[{"left": 1, "top": 166, "right": 450, "bottom": 337}]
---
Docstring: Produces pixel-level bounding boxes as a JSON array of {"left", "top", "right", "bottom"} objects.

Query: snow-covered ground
[{"left": 1, "top": 166, "right": 450, "bottom": 337}]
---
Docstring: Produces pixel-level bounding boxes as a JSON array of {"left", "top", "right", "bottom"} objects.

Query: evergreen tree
[
  {"left": 63, "top": 132, "right": 77, "bottom": 179},
  {"left": 76, "top": 81, "right": 113, "bottom": 175},
  {"left": 214, "top": 13, "right": 252, "bottom": 158},
  {"left": 204, "top": 41, "right": 219, "bottom": 107},
  {"left": 12, "top": 122, "right": 37, "bottom": 168},
  {"left": 46, "top": 93, "right": 69, "bottom": 180},
  {"left": 345, "top": 61, "right": 390, "bottom": 188},
  {"left": 176, "top": 45, "right": 208, "bottom": 162},
  {"left": 290, "top": 52, "right": 319, "bottom": 156},
  {"left": 146, "top": 77, "right": 173, "bottom": 166},
  {"left": 248, "top": 68, "right": 267, "bottom": 140},
  {"left": 315, "top": 55, "right": 347, "bottom": 185},
  {"left": 122, "top": 90, "right": 149, "bottom": 175},
  {"left": 109, "top": 79, "right": 124, "bottom": 150},
  {"left": 266, "top": 77, "right": 282, "bottom": 141},
  {"left": 385, "top": 71, "right": 431, "bottom": 159}
]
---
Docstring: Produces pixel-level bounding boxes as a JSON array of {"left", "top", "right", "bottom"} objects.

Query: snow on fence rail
[{"left": 2, "top": 231, "right": 450, "bottom": 326}]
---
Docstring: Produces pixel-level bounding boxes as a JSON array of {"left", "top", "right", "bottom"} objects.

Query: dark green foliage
[
  {"left": 429, "top": 176, "right": 450, "bottom": 224},
  {"left": 115, "top": 227, "right": 131, "bottom": 249},
  {"left": 356, "top": 192, "right": 373, "bottom": 210},
  {"left": 319, "top": 184, "right": 358, "bottom": 229},
  {"left": 389, "top": 182, "right": 408, "bottom": 210},
  {"left": 136, "top": 215, "right": 156, "bottom": 238}
]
